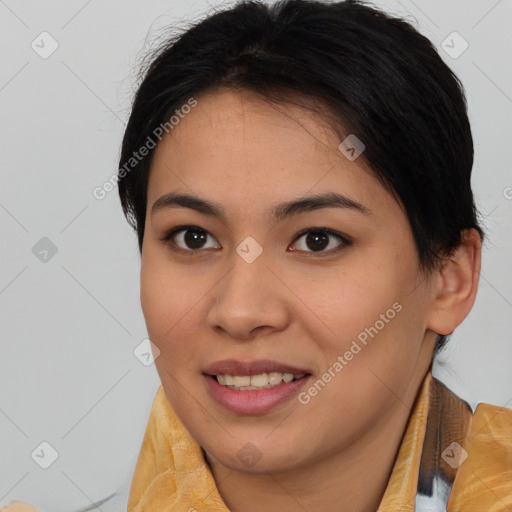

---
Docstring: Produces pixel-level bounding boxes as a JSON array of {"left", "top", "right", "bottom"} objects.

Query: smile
[{"left": 214, "top": 372, "right": 307, "bottom": 390}]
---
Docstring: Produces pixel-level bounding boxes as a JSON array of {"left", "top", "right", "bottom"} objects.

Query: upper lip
[{"left": 203, "top": 359, "right": 311, "bottom": 376}]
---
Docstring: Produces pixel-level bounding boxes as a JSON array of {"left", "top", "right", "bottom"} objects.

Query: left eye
[{"left": 290, "top": 228, "right": 350, "bottom": 255}]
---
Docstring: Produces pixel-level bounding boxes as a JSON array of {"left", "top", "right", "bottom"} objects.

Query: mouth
[
  {"left": 202, "top": 359, "right": 312, "bottom": 414},
  {"left": 211, "top": 372, "right": 308, "bottom": 390}
]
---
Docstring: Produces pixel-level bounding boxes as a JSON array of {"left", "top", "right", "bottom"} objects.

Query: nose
[{"left": 206, "top": 247, "right": 290, "bottom": 340}]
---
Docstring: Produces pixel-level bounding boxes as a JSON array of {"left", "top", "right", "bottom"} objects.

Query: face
[{"left": 140, "top": 89, "right": 438, "bottom": 474}]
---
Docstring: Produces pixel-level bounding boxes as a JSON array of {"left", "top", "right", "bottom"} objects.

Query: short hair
[{"left": 118, "top": 0, "right": 484, "bottom": 352}]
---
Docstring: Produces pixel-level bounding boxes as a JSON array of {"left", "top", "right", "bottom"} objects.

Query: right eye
[{"left": 159, "top": 225, "right": 221, "bottom": 253}]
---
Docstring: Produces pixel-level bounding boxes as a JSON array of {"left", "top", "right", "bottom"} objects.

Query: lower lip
[{"left": 204, "top": 374, "right": 311, "bottom": 415}]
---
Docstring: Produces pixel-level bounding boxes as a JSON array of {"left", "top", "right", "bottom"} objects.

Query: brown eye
[
  {"left": 290, "top": 228, "right": 351, "bottom": 256},
  {"left": 160, "top": 225, "right": 350, "bottom": 257},
  {"left": 161, "top": 226, "right": 221, "bottom": 252},
  {"left": 181, "top": 229, "right": 208, "bottom": 249}
]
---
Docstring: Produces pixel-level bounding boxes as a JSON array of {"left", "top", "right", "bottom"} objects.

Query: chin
[
  {"left": 208, "top": 441, "right": 310, "bottom": 475},
  {"left": 228, "top": 456, "right": 300, "bottom": 475}
]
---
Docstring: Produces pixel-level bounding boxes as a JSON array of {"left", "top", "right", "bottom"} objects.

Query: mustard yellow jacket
[{"left": 3, "top": 371, "right": 512, "bottom": 511}]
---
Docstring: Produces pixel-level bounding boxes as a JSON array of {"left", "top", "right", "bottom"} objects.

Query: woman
[
  {"left": 119, "top": 0, "right": 512, "bottom": 509},
  {"left": 4, "top": 0, "right": 511, "bottom": 510}
]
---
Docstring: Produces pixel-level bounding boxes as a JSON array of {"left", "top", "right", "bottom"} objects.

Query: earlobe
[{"left": 426, "top": 229, "right": 482, "bottom": 336}]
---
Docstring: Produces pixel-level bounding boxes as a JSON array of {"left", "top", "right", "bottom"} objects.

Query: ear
[{"left": 426, "top": 228, "right": 482, "bottom": 336}]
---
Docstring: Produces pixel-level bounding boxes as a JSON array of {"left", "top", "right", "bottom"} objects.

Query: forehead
[{"left": 147, "top": 89, "right": 395, "bottom": 218}]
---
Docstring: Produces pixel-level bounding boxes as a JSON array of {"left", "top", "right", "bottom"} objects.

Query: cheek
[
  {"left": 140, "top": 253, "right": 213, "bottom": 369},
  {"left": 140, "top": 258, "right": 168, "bottom": 336},
  {"left": 307, "top": 267, "right": 400, "bottom": 339},
  {"left": 140, "top": 254, "right": 188, "bottom": 346},
  {"left": 306, "top": 255, "right": 424, "bottom": 365}
]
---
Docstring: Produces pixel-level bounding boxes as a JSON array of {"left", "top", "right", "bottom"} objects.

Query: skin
[{"left": 140, "top": 89, "right": 481, "bottom": 512}]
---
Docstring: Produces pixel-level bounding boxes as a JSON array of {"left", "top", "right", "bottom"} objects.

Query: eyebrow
[{"left": 151, "top": 191, "right": 371, "bottom": 224}]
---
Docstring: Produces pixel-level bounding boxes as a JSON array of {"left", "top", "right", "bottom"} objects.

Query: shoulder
[
  {"left": 447, "top": 401, "right": 512, "bottom": 511},
  {"left": 0, "top": 502, "right": 41, "bottom": 512}
]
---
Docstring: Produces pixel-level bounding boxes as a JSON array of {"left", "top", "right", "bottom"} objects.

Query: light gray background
[{"left": 0, "top": 0, "right": 511, "bottom": 510}]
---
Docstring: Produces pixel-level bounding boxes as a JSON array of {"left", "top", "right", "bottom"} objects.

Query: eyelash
[{"left": 159, "top": 225, "right": 352, "bottom": 257}]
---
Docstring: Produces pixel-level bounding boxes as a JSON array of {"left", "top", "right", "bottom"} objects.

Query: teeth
[
  {"left": 251, "top": 373, "right": 269, "bottom": 387},
  {"left": 269, "top": 372, "right": 283, "bottom": 386},
  {"left": 233, "top": 375, "right": 251, "bottom": 387},
  {"left": 214, "top": 372, "right": 306, "bottom": 390}
]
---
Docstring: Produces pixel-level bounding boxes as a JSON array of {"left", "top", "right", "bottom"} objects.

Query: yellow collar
[{"left": 127, "top": 371, "right": 512, "bottom": 512}]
